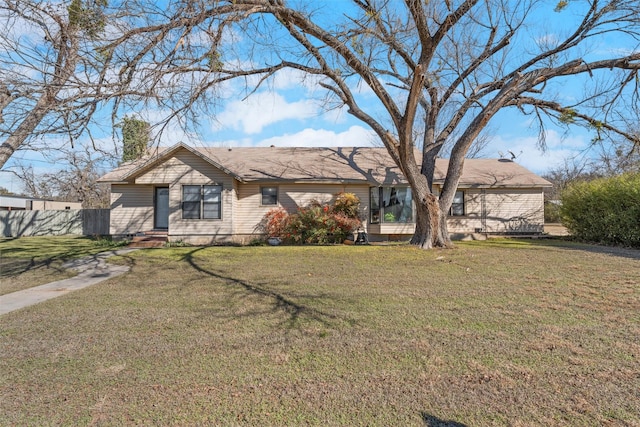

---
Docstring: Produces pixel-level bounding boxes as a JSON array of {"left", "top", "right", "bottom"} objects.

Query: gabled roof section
[
  {"left": 97, "top": 142, "right": 245, "bottom": 183},
  {"left": 98, "top": 144, "right": 551, "bottom": 188}
]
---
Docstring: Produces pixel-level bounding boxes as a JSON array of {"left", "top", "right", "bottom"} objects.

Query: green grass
[
  {"left": 0, "top": 236, "right": 127, "bottom": 295},
  {"left": 1, "top": 239, "right": 639, "bottom": 425}
]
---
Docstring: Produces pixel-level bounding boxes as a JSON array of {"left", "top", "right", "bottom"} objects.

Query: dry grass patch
[{"left": 0, "top": 240, "right": 639, "bottom": 425}]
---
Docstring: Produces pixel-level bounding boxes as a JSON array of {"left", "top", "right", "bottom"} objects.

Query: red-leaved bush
[{"left": 259, "top": 192, "right": 362, "bottom": 244}]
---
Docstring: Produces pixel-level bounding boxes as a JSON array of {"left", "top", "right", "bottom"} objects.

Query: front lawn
[
  {"left": 0, "top": 240, "right": 638, "bottom": 425},
  {"left": 0, "top": 236, "right": 126, "bottom": 295}
]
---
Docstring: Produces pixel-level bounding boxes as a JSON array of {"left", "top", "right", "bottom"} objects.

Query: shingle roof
[{"left": 98, "top": 143, "right": 551, "bottom": 188}]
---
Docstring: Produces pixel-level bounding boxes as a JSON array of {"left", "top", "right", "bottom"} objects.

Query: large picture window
[
  {"left": 370, "top": 186, "right": 413, "bottom": 223},
  {"left": 182, "top": 185, "right": 222, "bottom": 219}
]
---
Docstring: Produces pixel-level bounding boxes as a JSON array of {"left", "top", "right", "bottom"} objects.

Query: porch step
[{"left": 128, "top": 232, "right": 168, "bottom": 248}]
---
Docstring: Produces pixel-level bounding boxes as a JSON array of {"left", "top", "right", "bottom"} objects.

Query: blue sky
[{"left": 1, "top": 1, "right": 637, "bottom": 193}]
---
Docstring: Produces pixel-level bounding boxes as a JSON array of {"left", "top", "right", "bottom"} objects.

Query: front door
[{"left": 154, "top": 187, "right": 169, "bottom": 230}]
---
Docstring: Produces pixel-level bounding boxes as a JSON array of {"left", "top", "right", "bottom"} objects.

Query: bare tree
[
  {"left": 0, "top": 0, "right": 232, "bottom": 170},
  {"left": 0, "top": 0, "right": 124, "bottom": 169},
  {"left": 4, "top": 1, "right": 640, "bottom": 248},
  {"left": 101, "top": 0, "right": 640, "bottom": 248},
  {"left": 597, "top": 130, "right": 640, "bottom": 175},
  {"left": 16, "top": 144, "right": 114, "bottom": 208}
]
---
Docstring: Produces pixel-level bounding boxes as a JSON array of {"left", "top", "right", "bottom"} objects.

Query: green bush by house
[{"left": 561, "top": 172, "right": 640, "bottom": 247}]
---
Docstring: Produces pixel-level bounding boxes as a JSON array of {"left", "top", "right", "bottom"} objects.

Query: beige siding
[
  {"left": 483, "top": 188, "right": 544, "bottom": 233},
  {"left": 447, "top": 189, "right": 483, "bottom": 233},
  {"left": 29, "top": 200, "right": 83, "bottom": 210},
  {"left": 375, "top": 222, "right": 415, "bottom": 235},
  {"left": 136, "top": 149, "right": 230, "bottom": 186},
  {"left": 169, "top": 183, "right": 235, "bottom": 237},
  {"left": 111, "top": 147, "right": 545, "bottom": 241},
  {"left": 110, "top": 184, "right": 154, "bottom": 235},
  {"left": 111, "top": 149, "right": 237, "bottom": 238},
  {"left": 234, "top": 183, "right": 370, "bottom": 236},
  {"left": 156, "top": 149, "right": 235, "bottom": 237},
  {"left": 441, "top": 188, "right": 544, "bottom": 234}
]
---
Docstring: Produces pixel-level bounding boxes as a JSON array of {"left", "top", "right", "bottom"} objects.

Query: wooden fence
[{"left": 0, "top": 209, "right": 110, "bottom": 238}]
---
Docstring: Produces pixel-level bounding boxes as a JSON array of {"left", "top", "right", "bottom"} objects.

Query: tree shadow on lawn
[
  {"left": 0, "top": 237, "right": 125, "bottom": 277},
  {"left": 0, "top": 256, "right": 65, "bottom": 277},
  {"left": 181, "top": 247, "right": 351, "bottom": 331},
  {"left": 421, "top": 412, "right": 468, "bottom": 427},
  {"left": 0, "top": 246, "right": 138, "bottom": 278}
]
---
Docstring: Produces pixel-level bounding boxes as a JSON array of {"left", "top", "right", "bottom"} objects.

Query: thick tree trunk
[
  {"left": 410, "top": 192, "right": 453, "bottom": 249},
  {"left": 437, "top": 205, "right": 453, "bottom": 247},
  {"left": 410, "top": 186, "right": 453, "bottom": 249}
]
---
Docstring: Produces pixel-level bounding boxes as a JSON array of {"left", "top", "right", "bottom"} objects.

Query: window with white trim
[
  {"left": 261, "top": 186, "right": 278, "bottom": 205},
  {"left": 449, "top": 191, "right": 465, "bottom": 216},
  {"left": 370, "top": 186, "right": 414, "bottom": 223},
  {"left": 182, "top": 185, "right": 222, "bottom": 219}
]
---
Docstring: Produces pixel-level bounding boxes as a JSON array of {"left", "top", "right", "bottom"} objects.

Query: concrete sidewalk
[{"left": 0, "top": 249, "right": 137, "bottom": 316}]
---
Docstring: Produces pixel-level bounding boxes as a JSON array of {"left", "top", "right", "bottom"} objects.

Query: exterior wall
[
  {"left": 482, "top": 188, "right": 544, "bottom": 233},
  {"left": 108, "top": 148, "right": 545, "bottom": 242},
  {"left": 0, "top": 196, "right": 27, "bottom": 210},
  {"left": 134, "top": 149, "right": 236, "bottom": 240},
  {"left": 110, "top": 184, "right": 154, "bottom": 235},
  {"left": 29, "top": 200, "right": 83, "bottom": 210},
  {"left": 0, "top": 196, "right": 82, "bottom": 211},
  {"left": 368, "top": 222, "right": 415, "bottom": 236},
  {"left": 233, "top": 182, "right": 370, "bottom": 240},
  {"left": 446, "top": 188, "right": 544, "bottom": 234},
  {"left": 367, "top": 187, "right": 545, "bottom": 240},
  {"left": 447, "top": 189, "right": 484, "bottom": 233}
]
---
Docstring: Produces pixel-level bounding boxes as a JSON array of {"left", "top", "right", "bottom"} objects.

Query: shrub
[
  {"left": 560, "top": 172, "right": 640, "bottom": 247},
  {"left": 333, "top": 192, "right": 361, "bottom": 218},
  {"left": 544, "top": 201, "right": 562, "bottom": 223},
  {"left": 260, "top": 207, "right": 290, "bottom": 238},
  {"left": 259, "top": 193, "right": 362, "bottom": 245}
]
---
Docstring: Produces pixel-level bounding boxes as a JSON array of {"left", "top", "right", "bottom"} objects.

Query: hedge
[{"left": 560, "top": 172, "right": 640, "bottom": 247}]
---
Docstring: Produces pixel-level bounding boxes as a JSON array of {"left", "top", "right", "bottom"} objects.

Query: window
[
  {"left": 182, "top": 185, "right": 222, "bottom": 219},
  {"left": 261, "top": 186, "right": 278, "bottom": 205},
  {"left": 370, "top": 186, "right": 413, "bottom": 223},
  {"left": 450, "top": 191, "right": 465, "bottom": 216},
  {"left": 370, "top": 187, "right": 381, "bottom": 223}
]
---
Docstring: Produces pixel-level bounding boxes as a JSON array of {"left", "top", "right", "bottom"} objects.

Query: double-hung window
[
  {"left": 449, "top": 191, "right": 465, "bottom": 216},
  {"left": 182, "top": 185, "right": 222, "bottom": 219}
]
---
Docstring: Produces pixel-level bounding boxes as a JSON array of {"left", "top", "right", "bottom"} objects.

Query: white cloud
[
  {"left": 259, "top": 126, "right": 377, "bottom": 147},
  {"left": 214, "top": 92, "right": 319, "bottom": 134},
  {"left": 213, "top": 125, "right": 377, "bottom": 148}
]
